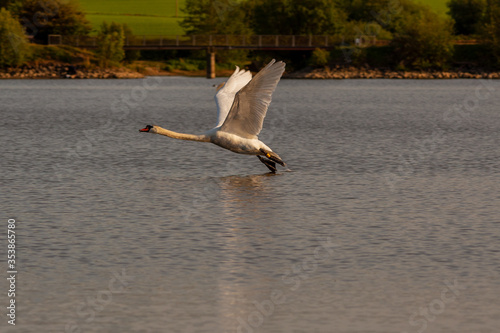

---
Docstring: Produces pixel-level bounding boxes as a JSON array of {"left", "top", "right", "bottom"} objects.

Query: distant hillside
[
  {"left": 79, "top": 0, "right": 186, "bottom": 35},
  {"left": 78, "top": 0, "right": 449, "bottom": 36}
]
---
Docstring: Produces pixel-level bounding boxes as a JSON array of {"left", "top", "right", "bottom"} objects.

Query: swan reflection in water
[
  {"left": 206, "top": 172, "right": 282, "bottom": 221},
  {"left": 219, "top": 173, "right": 276, "bottom": 199},
  {"left": 213, "top": 172, "right": 284, "bottom": 331}
]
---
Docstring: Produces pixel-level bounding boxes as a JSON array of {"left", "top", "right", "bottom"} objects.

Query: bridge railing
[{"left": 54, "top": 34, "right": 383, "bottom": 48}]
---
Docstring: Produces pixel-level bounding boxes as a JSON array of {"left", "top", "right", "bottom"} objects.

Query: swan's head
[{"left": 139, "top": 125, "right": 158, "bottom": 134}]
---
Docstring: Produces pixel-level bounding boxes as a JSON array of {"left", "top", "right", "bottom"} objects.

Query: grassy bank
[{"left": 79, "top": 0, "right": 185, "bottom": 35}]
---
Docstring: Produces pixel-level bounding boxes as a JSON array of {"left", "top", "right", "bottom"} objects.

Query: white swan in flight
[{"left": 139, "top": 59, "right": 286, "bottom": 173}]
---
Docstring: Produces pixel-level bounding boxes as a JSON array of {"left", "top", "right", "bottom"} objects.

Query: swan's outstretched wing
[
  {"left": 220, "top": 59, "right": 285, "bottom": 139},
  {"left": 214, "top": 66, "right": 252, "bottom": 127}
]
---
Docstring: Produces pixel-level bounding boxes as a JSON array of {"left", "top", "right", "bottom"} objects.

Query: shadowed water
[{"left": 1, "top": 77, "right": 499, "bottom": 333}]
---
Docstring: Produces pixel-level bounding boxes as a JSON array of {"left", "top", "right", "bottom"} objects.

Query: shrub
[
  {"left": 164, "top": 58, "right": 205, "bottom": 71},
  {"left": 310, "top": 48, "right": 330, "bottom": 67},
  {"left": 96, "top": 22, "right": 125, "bottom": 67},
  {"left": 30, "top": 44, "right": 73, "bottom": 62},
  {"left": 29, "top": 44, "right": 96, "bottom": 64}
]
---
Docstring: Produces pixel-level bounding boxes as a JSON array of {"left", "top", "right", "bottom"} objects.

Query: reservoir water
[{"left": 1, "top": 77, "right": 499, "bottom": 332}]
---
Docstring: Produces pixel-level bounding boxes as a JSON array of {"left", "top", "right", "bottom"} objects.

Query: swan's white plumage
[
  {"left": 221, "top": 59, "right": 285, "bottom": 139},
  {"left": 140, "top": 59, "right": 286, "bottom": 171},
  {"left": 214, "top": 66, "right": 252, "bottom": 128}
]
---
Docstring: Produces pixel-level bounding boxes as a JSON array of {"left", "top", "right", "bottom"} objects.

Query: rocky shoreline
[
  {"left": 2, "top": 63, "right": 500, "bottom": 79},
  {"left": 0, "top": 64, "right": 144, "bottom": 79},
  {"left": 286, "top": 66, "right": 500, "bottom": 79}
]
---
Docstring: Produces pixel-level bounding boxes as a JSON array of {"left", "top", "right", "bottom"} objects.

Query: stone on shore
[
  {"left": 0, "top": 63, "right": 144, "bottom": 79},
  {"left": 285, "top": 66, "right": 500, "bottom": 80}
]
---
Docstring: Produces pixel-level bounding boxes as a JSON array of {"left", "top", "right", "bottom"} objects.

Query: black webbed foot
[
  {"left": 259, "top": 149, "right": 286, "bottom": 167},
  {"left": 257, "top": 155, "right": 277, "bottom": 173}
]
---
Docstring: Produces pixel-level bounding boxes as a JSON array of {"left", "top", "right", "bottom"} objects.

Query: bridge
[
  {"left": 48, "top": 34, "right": 480, "bottom": 78},
  {"left": 49, "top": 34, "right": 384, "bottom": 78},
  {"left": 52, "top": 34, "right": 380, "bottom": 50}
]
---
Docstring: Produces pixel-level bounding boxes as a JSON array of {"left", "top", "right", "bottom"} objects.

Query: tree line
[
  {"left": 181, "top": 0, "right": 500, "bottom": 69},
  {"left": 0, "top": 0, "right": 130, "bottom": 67},
  {"left": 1, "top": 0, "right": 500, "bottom": 69}
]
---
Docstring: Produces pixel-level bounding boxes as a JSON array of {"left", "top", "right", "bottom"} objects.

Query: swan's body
[
  {"left": 210, "top": 130, "right": 274, "bottom": 155},
  {"left": 140, "top": 59, "right": 286, "bottom": 172}
]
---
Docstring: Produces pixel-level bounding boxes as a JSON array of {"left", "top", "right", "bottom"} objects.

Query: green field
[
  {"left": 79, "top": 0, "right": 449, "bottom": 36},
  {"left": 85, "top": 14, "right": 184, "bottom": 35},
  {"left": 79, "top": 0, "right": 186, "bottom": 35}
]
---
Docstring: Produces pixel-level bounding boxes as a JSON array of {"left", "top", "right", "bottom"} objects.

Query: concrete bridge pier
[{"left": 206, "top": 47, "right": 216, "bottom": 79}]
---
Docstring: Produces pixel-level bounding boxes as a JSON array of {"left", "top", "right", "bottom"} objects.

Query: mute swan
[{"left": 139, "top": 59, "right": 286, "bottom": 173}]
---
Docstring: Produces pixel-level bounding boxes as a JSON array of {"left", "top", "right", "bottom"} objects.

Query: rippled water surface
[{"left": 1, "top": 77, "right": 500, "bottom": 333}]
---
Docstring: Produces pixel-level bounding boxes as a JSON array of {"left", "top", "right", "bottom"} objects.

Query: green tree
[
  {"left": 391, "top": 8, "right": 455, "bottom": 68},
  {"left": 96, "top": 22, "right": 125, "bottom": 67},
  {"left": 16, "top": 0, "right": 91, "bottom": 43},
  {"left": 310, "top": 48, "right": 330, "bottom": 66},
  {"left": 340, "top": 20, "right": 391, "bottom": 43},
  {"left": 447, "top": 0, "right": 486, "bottom": 35},
  {"left": 180, "top": 0, "right": 250, "bottom": 34},
  {"left": 246, "top": 0, "right": 292, "bottom": 34},
  {"left": 249, "top": 0, "right": 346, "bottom": 35},
  {"left": 0, "top": 0, "right": 23, "bottom": 12},
  {"left": 338, "top": 0, "right": 392, "bottom": 22},
  {"left": 483, "top": 0, "right": 500, "bottom": 63},
  {"left": 0, "top": 7, "right": 30, "bottom": 67},
  {"left": 291, "top": 0, "right": 346, "bottom": 35}
]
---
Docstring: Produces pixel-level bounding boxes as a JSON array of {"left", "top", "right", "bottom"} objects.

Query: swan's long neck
[{"left": 155, "top": 126, "right": 209, "bottom": 142}]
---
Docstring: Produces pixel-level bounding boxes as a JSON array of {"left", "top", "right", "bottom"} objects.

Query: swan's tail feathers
[
  {"left": 259, "top": 149, "right": 286, "bottom": 167},
  {"left": 257, "top": 155, "right": 277, "bottom": 173}
]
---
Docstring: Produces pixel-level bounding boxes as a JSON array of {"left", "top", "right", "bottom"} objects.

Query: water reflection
[
  {"left": 215, "top": 173, "right": 281, "bottom": 332},
  {"left": 215, "top": 172, "right": 284, "bottom": 225},
  {"left": 219, "top": 173, "right": 275, "bottom": 198},
  {"left": 3, "top": 78, "right": 500, "bottom": 332}
]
